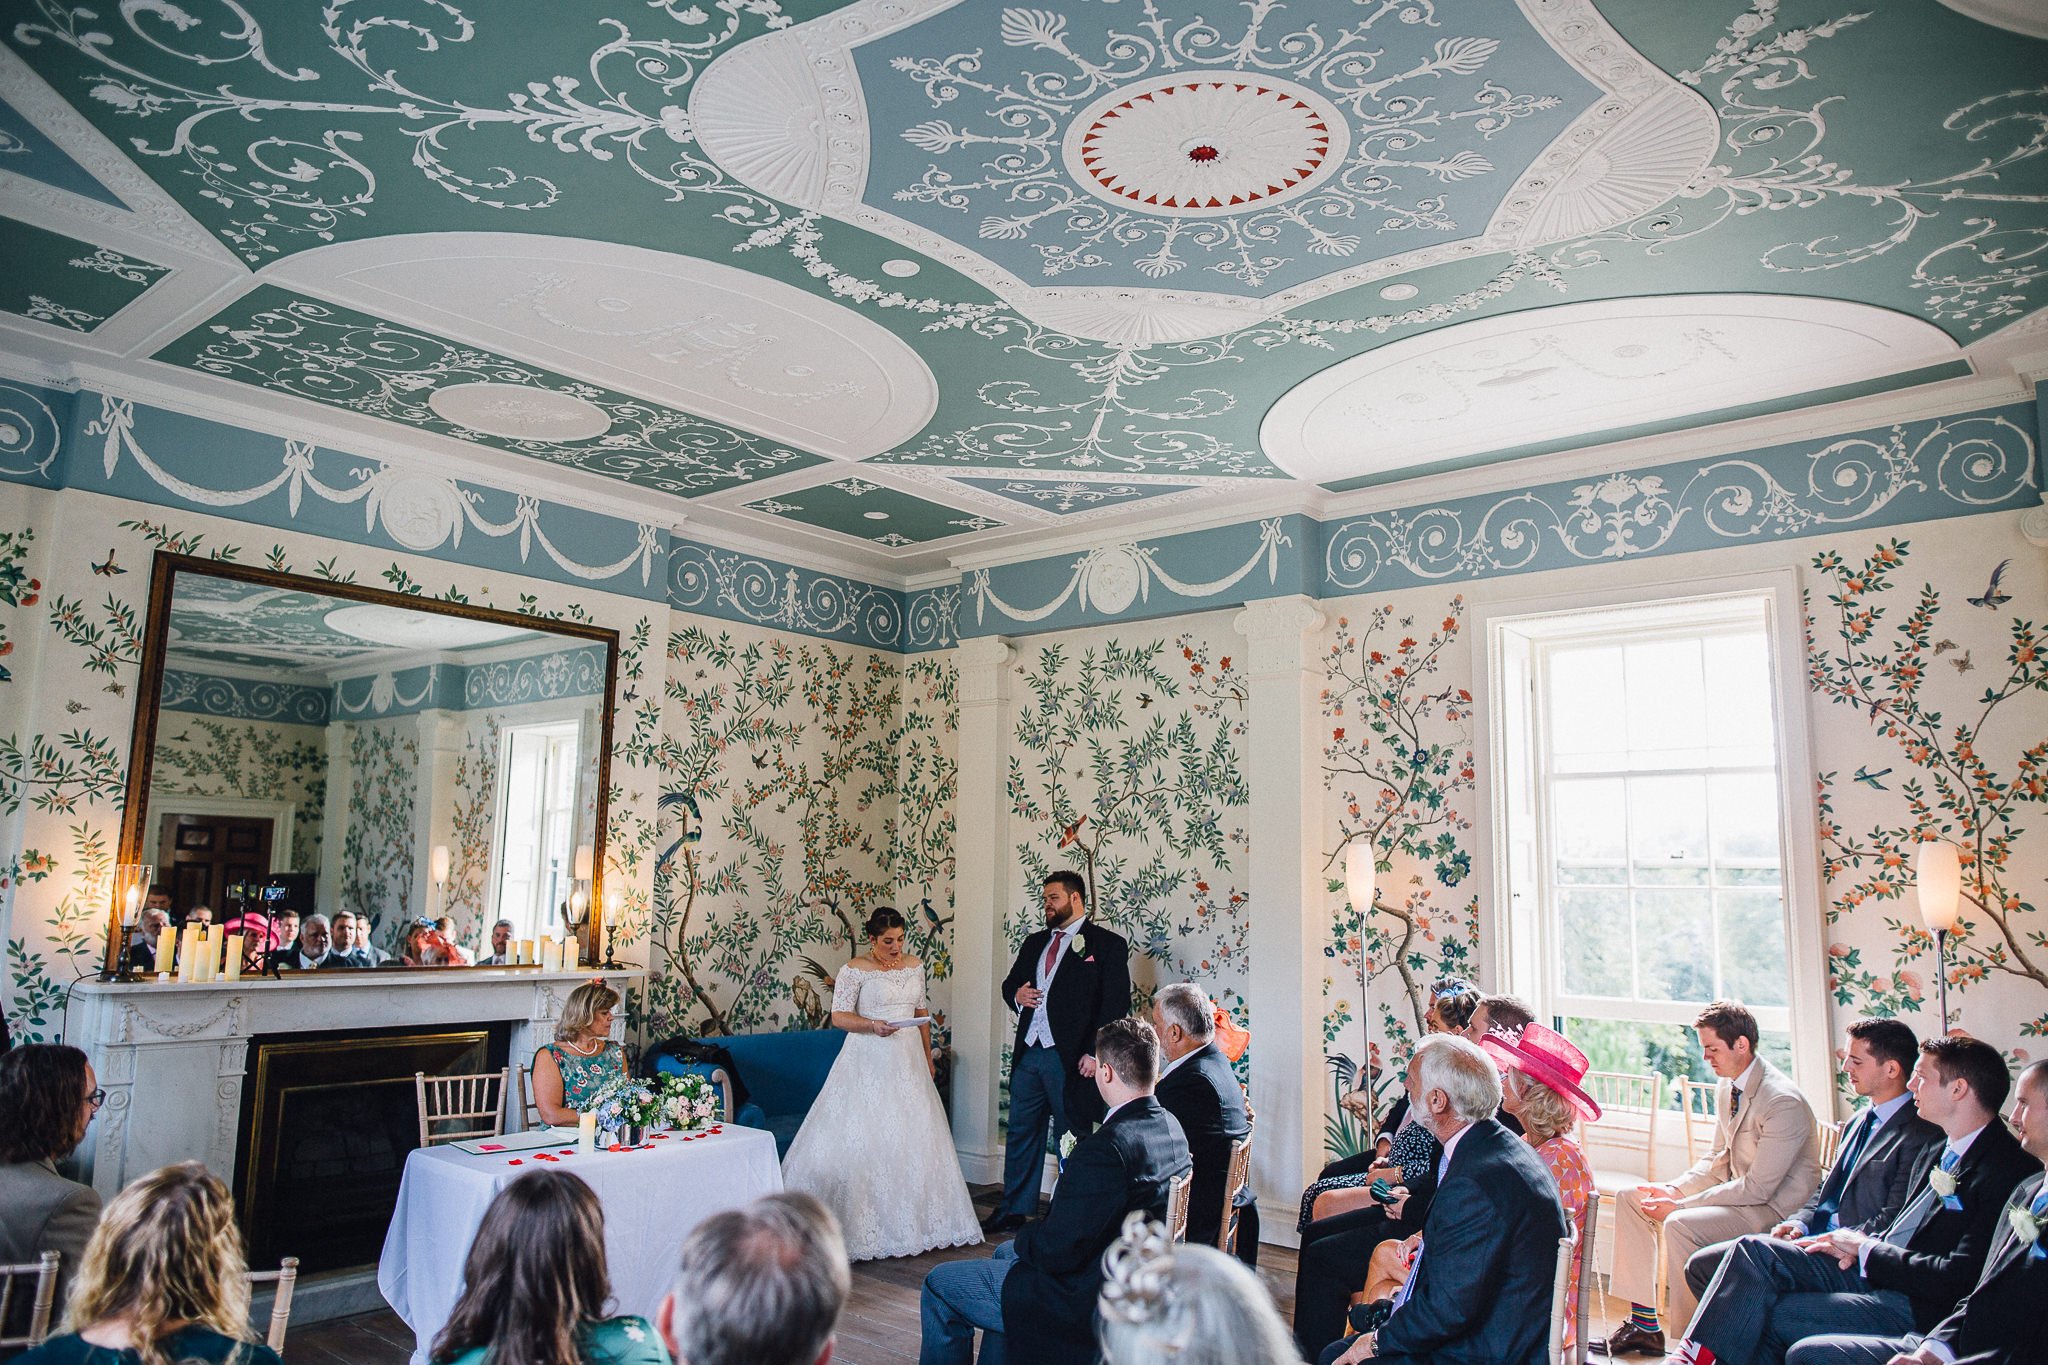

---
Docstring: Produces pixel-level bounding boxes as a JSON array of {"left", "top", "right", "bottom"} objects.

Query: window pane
[
  {"left": 1722, "top": 865, "right": 1783, "bottom": 887},
  {"left": 1630, "top": 775, "right": 1708, "bottom": 870},
  {"left": 1554, "top": 778, "right": 1626, "bottom": 862},
  {"left": 1635, "top": 888, "right": 1714, "bottom": 1002},
  {"left": 1705, "top": 633, "right": 1775, "bottom": 757},
  {"left": 1549, "top": 646, "right": 1626, "bottom": 760},
  {"left": 1719, "top": 890, "right": 1791, "bottom": 1007},
  {"left": 1558, "top": 864, "right": 1627, "bottom": 885},
  {"left": 1558, "top": 888, "right": 1632, "bottom": 997},
  {"left": 1709, "top": 772, "right": 1781, "bottom": 863},
  {"left": 1624, "top": 638, "right": 1706, "bottom": 756}
]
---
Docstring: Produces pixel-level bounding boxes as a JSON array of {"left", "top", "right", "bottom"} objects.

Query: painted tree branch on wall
[
  {"left": 887, "top": 655, "right": 959, "bottom": 978},
  {"left": 1320, "top": 598, "right": 1478, "bottom": 1141},
  {"left": 1809, "top": 539, "right": 2048, "bottom": 1031}
]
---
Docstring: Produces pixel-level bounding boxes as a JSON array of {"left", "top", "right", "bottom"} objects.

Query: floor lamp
[
  {"left": 1915, "top": 840, "right": 1962, "bottom": 1035},
  {"left": 1344, "top": 842, "right": 1377, "bottom": 1142}
]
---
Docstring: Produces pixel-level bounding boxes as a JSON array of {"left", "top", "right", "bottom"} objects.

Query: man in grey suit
[
  {"left": 0, "top": 1044, "right": 103, "bottom": 1338},
  {"left": 1686, "top": 1018, "right": 1943, "bottom": 1297},
  {"left": 1603, "top": 1000, "right": 1822, "bottom": 1355}
]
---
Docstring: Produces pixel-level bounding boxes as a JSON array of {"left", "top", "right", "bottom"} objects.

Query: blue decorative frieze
[
  {"left": 330, "top": 643, "right": 609, "bottom": 720},
  {"left": 961, "top": 515, "right": 1316, "bottom": 637},
  {"left": 0, "top": 378, "right": 67, "bottom": 485},
  {"left": 668, "top": 540, "right": 906, "bottom": 653},
  {"left": 38, "top": 386, "right": 668, "bottom": 600},
  {"left": 1319, "top": 405, "right": 2041, "bottom": 594},
  {"left": 159, "top": 668, "right": 331, "bottom": 725},
  {"left": 904, "top": 584, "right": 960, "bottom": 653}
]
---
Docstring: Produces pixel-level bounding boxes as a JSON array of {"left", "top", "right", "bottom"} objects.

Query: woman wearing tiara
[{"left": 780, "top": 907, "right": 983, "bottom": 1261}]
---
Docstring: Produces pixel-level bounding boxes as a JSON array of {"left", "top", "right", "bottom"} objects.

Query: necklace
[{"left": 558, "top": 1035, "right": 604, "bottom": 1056}]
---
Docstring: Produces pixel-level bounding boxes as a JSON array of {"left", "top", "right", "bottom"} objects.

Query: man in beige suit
[{"left": 1601, "top": 1001, "right": 1820, "bottom": 1357}]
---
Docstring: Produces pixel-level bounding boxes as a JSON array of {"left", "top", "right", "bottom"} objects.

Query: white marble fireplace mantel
[{"left": 65, "top": 968, "right": 645, "bottom": 1199}]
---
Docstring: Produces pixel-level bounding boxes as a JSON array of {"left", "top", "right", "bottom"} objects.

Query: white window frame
[
  {"left": 488, "top": 710, "right": 588, "bottom": 938},
  {"left": 1470, "top": 565, "right": 1833, "bottom": 1106}
]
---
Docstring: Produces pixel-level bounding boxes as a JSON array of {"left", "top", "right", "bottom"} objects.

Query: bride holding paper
[{"left": 780, "top": 907, "right": 984, "bottom": 1261}]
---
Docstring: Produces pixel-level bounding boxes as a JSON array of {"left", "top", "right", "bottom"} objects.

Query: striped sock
[{"left": 1629, "top": 1304, "right": 1660, "bottom": 1333}]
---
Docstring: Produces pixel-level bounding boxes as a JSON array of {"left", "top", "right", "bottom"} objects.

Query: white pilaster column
[
  {"left": 949, "top": 634, "right": 1015, "bottom": 1183},
  {"left": 1233, "top": 594, "right": 1326, "bottom": 1249}
]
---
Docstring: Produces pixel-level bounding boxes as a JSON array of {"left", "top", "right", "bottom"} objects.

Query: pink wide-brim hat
[{"left": 1480, "top": 1022, "right": 1602, "bottom": 1123}]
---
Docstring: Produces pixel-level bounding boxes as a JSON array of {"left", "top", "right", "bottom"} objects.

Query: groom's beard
[{"left": 1045, "top": 905, "right": 1078, "bottom": 929}]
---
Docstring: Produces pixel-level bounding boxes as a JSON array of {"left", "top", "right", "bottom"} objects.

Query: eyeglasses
[{"left": 84, "top": 1088, "right": 106, "bottom": 1110}]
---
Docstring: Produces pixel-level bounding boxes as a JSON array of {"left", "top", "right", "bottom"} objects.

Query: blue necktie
[
  {"left": 1889, "top": 1147, "right": 1960, "bottom": 1246},
  {"left": 1816, "top": 1111, "right": 1878, "bottom": 1230}
]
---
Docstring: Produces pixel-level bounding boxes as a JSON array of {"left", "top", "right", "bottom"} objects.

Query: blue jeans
[
  {"left": 1001, "top": 1045, "right": 1067, "bottom": 1217},
  {"left": 921, "top": 1243, "right": 1015, "bottom": 1365}
]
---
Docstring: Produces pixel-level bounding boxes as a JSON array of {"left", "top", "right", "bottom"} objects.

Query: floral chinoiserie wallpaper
[{"left": 149, "top": 714, "right": 328, "bottom": 876}]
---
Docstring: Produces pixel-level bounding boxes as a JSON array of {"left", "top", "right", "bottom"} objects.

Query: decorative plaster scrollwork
[
  {"left": 970, "top": 518, "right": 1292, "bottom": 626},
  {"left": 116, "top": 996, "right": 244, "bottom": 1042}
]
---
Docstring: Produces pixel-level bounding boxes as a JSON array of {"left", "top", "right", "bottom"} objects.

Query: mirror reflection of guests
[
  {"left": 1097, "top": 1213, "right": 1297, "bottom": 1365},
  {"left": 781, "top": 907, "right": 982, "bottom": 1261},
  {"left": 181, "top": 906, "right": 212, "bottom": 930},
  {"left": 478, "top": 919, "right": 516, "bottom": 966},
  {"left": 0, "top": 1044, "right": 103, "bottom": 1344},
  {"left": 428, "top": 1168, "right": 669, "bottom": 1365},
  {"left": 532, "top": 981, "right": 626, "bottom": 1127},
  {"left": 326, "top": 912, "right": 386, "bottom": 968},
  {"left": 265, "top": 914, "right": 332, "bottom": 971},
  {"left": 400, "top": 920, "right": 468, "bottom": 967},
  {"left": 126, "top": 908, "right": 170, "bottom": 974},
  {"left": 17, "top": 1162, "right": 280, "bottom": 1365},
  {"left": 433, "top": 918, "right": 474, "bottom": 964}
]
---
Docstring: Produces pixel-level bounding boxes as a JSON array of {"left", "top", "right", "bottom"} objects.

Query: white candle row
[
  {"left": 508, "top": 938, "right": 581, "bottom": 970},
  {"left": 157, "top": 926, "right": 243, "bottom": 983}
]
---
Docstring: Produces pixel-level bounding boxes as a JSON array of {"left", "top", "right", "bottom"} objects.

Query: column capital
[
  {"left": 1232, "top": 595, "right": 1326, "bottom": 672},
  {"left": 956, "top": 635, "right": 1016, "bottom": 704}
]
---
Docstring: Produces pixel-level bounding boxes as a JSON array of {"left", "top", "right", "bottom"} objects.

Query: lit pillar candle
[
  {"left": 565, "top": 938, "right": 581, "bottom": 970},
  {"left": 155, "top": 926, "right": 176, "bottom": 977},
  {"left": 541, "top": 939, "right": 563, "bottom": 972},
  {"left": 520, "top": 939, "right": 537, "bottom": 966},
  {"left": 177, "top": 926, "right": 199, "bottom": 983},
  {"left": 197, "top": 929, "right": 214, "bottom": 983},
  {"left": 223, "top": 933, "right": 244, "bottom": 982},
  {"left": 578, "top": 1109, "right": 597, "bottom": 1154}
]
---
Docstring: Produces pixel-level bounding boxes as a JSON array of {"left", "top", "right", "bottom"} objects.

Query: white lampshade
[
  {"left": 429, "top": 844, "right": 451, "bottom": 885},
  {"left": 573, "top": 843, "right": 595, "bottom": 883},
  {"left": 1915, "top": 841, "right": 1963, "bottom": 934},
  {"left": 1344, "top": 841, "right": 1377, "bottom": 914}
]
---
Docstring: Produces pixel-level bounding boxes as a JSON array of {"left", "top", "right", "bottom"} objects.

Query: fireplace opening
[{"left": 235, "top": 1024, "right": 511, "bottom": 1273}]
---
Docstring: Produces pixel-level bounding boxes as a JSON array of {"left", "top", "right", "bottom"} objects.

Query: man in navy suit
[
  {"left": 1673, "top": 1036, "right": 2035, "bottom": 1365},
  {"left": 919, "top": 1016, "right": 1190, "bottom": 1365},
  {"left": 1320, "top": 1034, "right": 1567, "bottom": 1365},
  {"left": 1151, "top": 982, "right": 1259, "bottom": 1265},
  {"left": 1687, "top": 1018, "right": 1943, "bottom": 1297},
  {"left": 987, "top": 870, "right": 1133, "bottom": 1233},
  {"left": 1783, "top": 1057, "right": 2048, "bottom": 1365}
]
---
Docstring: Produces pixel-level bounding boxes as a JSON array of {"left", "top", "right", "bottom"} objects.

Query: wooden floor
[{"left": 283, "top": 1186, "right": 1669, "bottom": 1364}]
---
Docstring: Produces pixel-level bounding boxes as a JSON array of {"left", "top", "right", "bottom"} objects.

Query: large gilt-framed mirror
[{"left": 107, "top": 552, "right": 618, "bottom": 977}]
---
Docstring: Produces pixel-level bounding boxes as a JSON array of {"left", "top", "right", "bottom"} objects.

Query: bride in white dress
[{"left": 781, "top": 907, "right": 984, "bottom": 1261}]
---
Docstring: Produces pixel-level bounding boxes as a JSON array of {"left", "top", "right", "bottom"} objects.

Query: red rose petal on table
[
  {"left": 559, "top": 1149, "right": 575, "bottom": 1155},
  {"left": 508, "top": 1159, "right": 523, "bottom": 1165}
]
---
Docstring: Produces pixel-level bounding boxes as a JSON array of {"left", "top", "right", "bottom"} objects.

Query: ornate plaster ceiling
[
  {"left": 0, "top": 0, "right": 2044, "bottom": 579},
  {"left": 166, "top": 577, "right": 537, "bottom": 672}
]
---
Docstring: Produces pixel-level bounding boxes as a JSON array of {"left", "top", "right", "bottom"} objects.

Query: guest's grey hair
[
  {"left": 1412, "top": 1034, "right": 1503, "bottom": 1124},
  {"left": 300, "top": 913, "right": 330, "bottom": 933},
  {"left": 1099, "top": 1214, "right": 1295, "bottom": 1365},
  {"left": 667, "top": 1192, "right": 849, "bottom": 1365},
  {"left": 1154, "top": 983, "right": 1214, "bottom": 1043},
  {"left": 492, "top": 918, "right": 515, "bottom": 932}
]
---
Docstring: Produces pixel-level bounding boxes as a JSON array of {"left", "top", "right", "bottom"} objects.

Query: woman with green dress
[
  {"left": 19, "top": 1162, "right": 281, "bottom": 1365},
  {"left": 430, "top": 1168, "right": 668, "bottom": 1365},
  {"left": 531, "top": 980, "right": 627, "bottom": 1125}
]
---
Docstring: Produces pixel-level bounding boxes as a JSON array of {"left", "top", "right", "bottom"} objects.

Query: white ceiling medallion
[
  {"left": 1063, "top": 75, "right": 1348, "bottom": 216},
  {"left": 267, "top": 233, "right": 940, "bottom": 460},
  {"left": 428, "top": 382, "right": 614, "bottom": 442},
  {"left": 691, "top": 0, "right": 1715, "bottom": 344},
  {"left": 370, "top": 470, "right": 468, "bottom": 551},
  {"left": 1936, "top": 0, "right": 2048, "bottom": 38},
  {"left": 322, "top": 604, "right": 531, "bottom": 650},
  {"left": 1259, "top": 294, "right": 1964, "bottom": 484}
]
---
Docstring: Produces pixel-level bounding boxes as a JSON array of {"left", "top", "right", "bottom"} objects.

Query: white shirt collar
[
  {"left": 1867, "top": 1091, "right": 1913, "bottom": 1127},
  {"left": 1436, "top": 1119, "right": 1474, "bottom": 1174},
  {"left": 1160, "top": 1041, "right": 1209, "bottom": 1078},
  {"left": 1052, "top": 916, "right": 1088, "bottom": 938},
  {"left": 1102, "top": 1094, "right": 1136, "bottom": 1125},
  {"left": 1733, "top": 1059, "right": 1763, "bottom": 1097},
  {"left": 1948, "top": 1121, "right": 1989, "bottom": 1161}
]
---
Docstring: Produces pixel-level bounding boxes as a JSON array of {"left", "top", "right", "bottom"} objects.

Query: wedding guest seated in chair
[
  {"left": 1671, "top": 1035, "right": 2034, "bottom": 1365},
  {"left": 657, "top": 1192, "right": 849, "bottom": 1365},
  {"left": 429, "top": 1168, "right": 669, "bottom": 1365},
  {"left": 264, "top": 913, "right": 331, "bottom": 972},
  {"left": 1777, "top": 1057, "right": 2048, "bottom": 1365},
  {"left": 919, "top": 1017, "right": 1191, "bottom": 1365},
  {"left": 1097, "top": 1213, "right": 1296, "bottom": 1365},
  {"left": 1319, "top": 1035, "right": 1566, "bottom": 1365},
  {"left": 1, "top": 1045, "right": 103, "bottom": 1346},
  {"left": 1150, "top": 983, "right": 1258, "bottom": 1266},
  {"left": 531, "top": 980, "right": 627, "bottom": 1126},
  {"left": 18, "top": 1163, "right": 279, "bottom": 1365}
]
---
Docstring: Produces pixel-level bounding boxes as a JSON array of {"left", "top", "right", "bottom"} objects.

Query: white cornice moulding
[
  {"left": 1317, "top": 363, "right": 2025, "bottom": 524},
  {"left": 945, "top": 483, "right": 1324, "bottom": 573}
]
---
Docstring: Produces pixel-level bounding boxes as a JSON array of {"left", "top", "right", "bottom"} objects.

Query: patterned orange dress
[{"left": 1538, "top": 1133, "right": 1594, "bottom": 1352}]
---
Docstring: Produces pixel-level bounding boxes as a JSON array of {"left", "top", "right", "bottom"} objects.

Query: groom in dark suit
[
  {"left": 920, "top": 1017, "right": 1190, "bottom": 1365},
  {"left": 987, "top": 870, "right": 1133, "bottom": 1234}
]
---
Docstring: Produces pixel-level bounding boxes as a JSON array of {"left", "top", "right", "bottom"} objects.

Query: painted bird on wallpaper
[
  {"left": 1968, "top": 560, "right": 2012, "bottom": 609},
  {"left": 91, "top": 550, "right": 125, "bottom": 576},
  {"left": 1853, "top": 766, "right": 1892, "bottom": 789}
]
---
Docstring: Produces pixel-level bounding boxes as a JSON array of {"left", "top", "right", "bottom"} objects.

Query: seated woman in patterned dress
[{"left": 531, "top": 980, "right": 627, "bottom": 1126}]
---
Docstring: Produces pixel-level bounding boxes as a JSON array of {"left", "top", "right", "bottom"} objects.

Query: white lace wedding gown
[{"left": 780, "top": 963, "right": 984, "bottom": 1261}]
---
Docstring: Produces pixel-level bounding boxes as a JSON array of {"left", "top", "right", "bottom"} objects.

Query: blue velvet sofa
[{"left": 653, "top": 1028, "right": 845, "bottom": 1158}]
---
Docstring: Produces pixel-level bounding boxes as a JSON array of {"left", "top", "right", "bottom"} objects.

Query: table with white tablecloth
[{"left": 377, "top": 1125, "right": 783, "bottom": 1363}]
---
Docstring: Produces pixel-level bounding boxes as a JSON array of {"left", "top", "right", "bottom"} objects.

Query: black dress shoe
[
  {"left": 1596, "top": 1322, "right": 1666, "bottom": 1357},
  {"left": 980, "top": 1211, "right": 1026, "bottom": 1234}
]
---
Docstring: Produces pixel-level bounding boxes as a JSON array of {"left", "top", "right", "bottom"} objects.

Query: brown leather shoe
[{"left": 1595, "top": 1322, "right": 1666, "bottom": 1357}]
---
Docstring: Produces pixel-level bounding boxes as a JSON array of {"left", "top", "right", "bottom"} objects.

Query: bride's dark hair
[{"left": 864, "top": 906, "right": 907, "bottom": 938}]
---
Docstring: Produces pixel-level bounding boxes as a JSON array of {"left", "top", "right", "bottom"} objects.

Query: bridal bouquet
[{"left": 659, "top": 1073, "right": 721, "bottom": 1131}]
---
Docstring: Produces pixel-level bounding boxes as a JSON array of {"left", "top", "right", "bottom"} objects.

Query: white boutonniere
[
  {"left": 1059, "top": 1132, "right": 1078, "bottom": 1159},
  {"left": 1929, "top": 1166, "right": 1959, "bottom": 1198},
  {"left": 2010, "top": 1205, "right": 2041, "bottom": 1246},
  {"left": 1068, "top": 932, "right": 1085, "bottom": 957}
]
